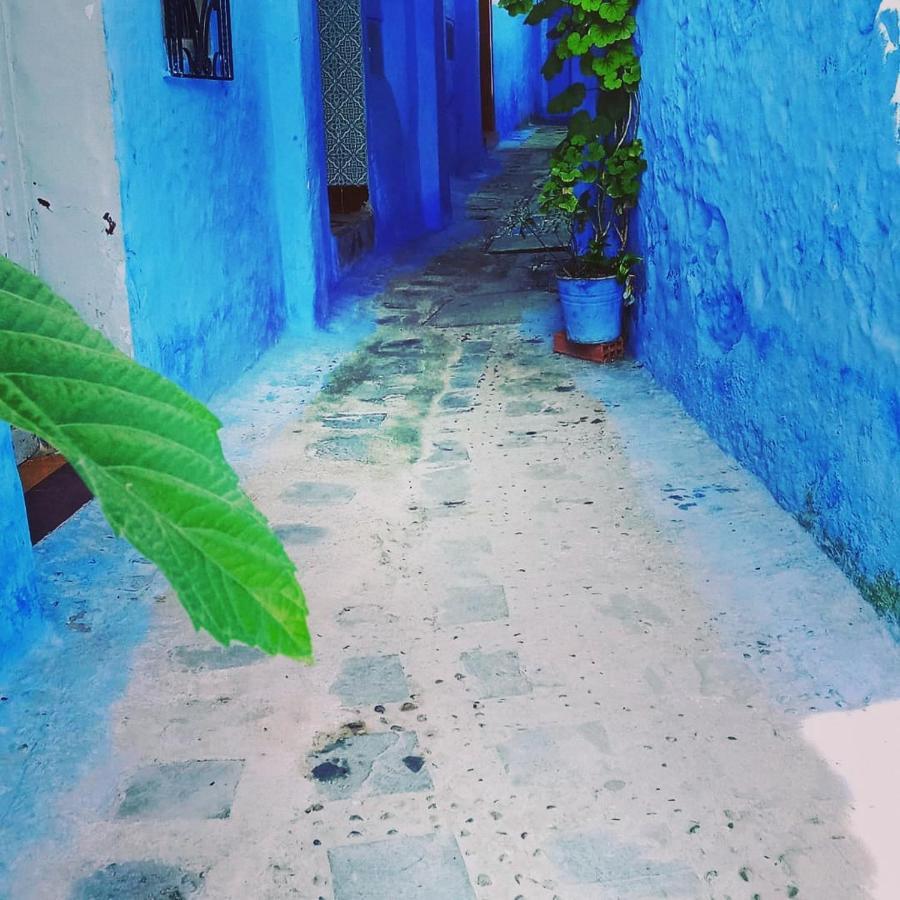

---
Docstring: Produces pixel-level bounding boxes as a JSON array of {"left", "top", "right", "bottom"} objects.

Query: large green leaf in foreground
[{"left": 0, "top": 256, "right": 310, "bottom": 660}]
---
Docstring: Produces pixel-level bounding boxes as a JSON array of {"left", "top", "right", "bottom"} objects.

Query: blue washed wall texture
[
  {"left": 491, "top": 3, "right": 544, "bottom": 137},
  {"left": 363, "top": 0, "right": 451, "bottom": 247},
  {"left": 633, "top": 3, "right": 900, "bottom": 596},
  {"left": 413, "top": 0, "right": 452, "bottom": 231},
  {"left": 0, "top": 425, "right": 37, "bottom": 664},
  {"left": 259, "top": 2, "right": 336, "bottom": 328},
  {"left": 102, "top": 1, "right": 332, "bottom": 400},
  {"left": 443, "top": 0, "right": 486, "bottom": 175}
]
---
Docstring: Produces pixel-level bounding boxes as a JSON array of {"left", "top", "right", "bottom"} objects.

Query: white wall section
[
  {"left": 0, "top": 0, "right": 131, "bottom": 351},
  {"left": 878, "top": 0, "right": 900, "bottom": 146}
]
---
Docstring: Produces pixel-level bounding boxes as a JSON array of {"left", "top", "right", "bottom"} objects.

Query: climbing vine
[{"left": 500, "top": 0, "right": 646, "bottom": 284}]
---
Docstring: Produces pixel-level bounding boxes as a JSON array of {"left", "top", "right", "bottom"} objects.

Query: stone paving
[{"left": 5, "top": 130, "right": 900, "bottom": 899}]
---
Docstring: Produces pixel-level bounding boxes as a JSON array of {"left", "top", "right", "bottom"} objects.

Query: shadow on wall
[
  {"left": 363, "top": 0, "right": 452, "bottom": 246},
  {"left": 364, "top": 1, "right": 425, "bottom": 247},
  {"left": 443, "top": 0, "right": 486, "bottom": 175}
]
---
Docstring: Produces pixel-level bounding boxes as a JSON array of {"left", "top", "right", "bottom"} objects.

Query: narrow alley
[{"left": 5, "top": 133, "right": 899, "bottom": 899}]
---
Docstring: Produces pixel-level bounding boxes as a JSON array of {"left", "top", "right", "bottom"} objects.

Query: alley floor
[{"left": 4, "top": 130, "right": 900, "bottom": 900}]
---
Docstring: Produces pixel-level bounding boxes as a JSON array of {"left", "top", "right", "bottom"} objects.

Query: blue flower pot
[{"left": 557, "top": 275, "right": 624, "bottom": 344}]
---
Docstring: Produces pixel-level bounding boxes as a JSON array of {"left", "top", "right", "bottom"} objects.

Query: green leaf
[
  {"left": 568, "top": 110, "right": 599, "bottom": 143},
  {"left": 0, "top": 256, "right": 311, "bottom": 660},
  {"left": 541, "top": 51, "right": 566, "bottom": 80},
  {"left": 548, "top": 82, "right": 587, "bottom": 114},
  {"left": 499, "top": 0, "right": 535, "bottom": 16},
  {"left": 525, "top": 0, "right": 564, "bottom": 25},
  {"left": 592, "top": 42, "right": 641, "bottom": 90}
]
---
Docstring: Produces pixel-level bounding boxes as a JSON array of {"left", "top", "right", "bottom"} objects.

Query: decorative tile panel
[{"left": 317, "top": 0, "right": 369, "bottom": 186}]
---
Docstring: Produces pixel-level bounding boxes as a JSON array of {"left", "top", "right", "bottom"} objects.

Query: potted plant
[{"left": 500, "top": 0, "right": 646, "bottom": 344}]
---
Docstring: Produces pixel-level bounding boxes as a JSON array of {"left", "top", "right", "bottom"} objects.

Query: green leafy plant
[
  {"left": 500, "top": 0, "right": 647, "bottom": 290},
  {"left": 0, "top": 257, "right": 311, "bottom": 660}
]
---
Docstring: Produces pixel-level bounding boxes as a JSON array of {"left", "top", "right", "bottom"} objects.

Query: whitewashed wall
[
  {"left": 0, "top": 1, "right": 130, "bottom": 463},
  {"left": 0, "top": 0, "right": 130, "bottom": 351}
]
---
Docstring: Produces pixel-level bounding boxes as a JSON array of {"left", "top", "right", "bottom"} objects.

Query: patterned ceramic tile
[{"left": 317, "top": 0, "right": 369, "bottom": 186}]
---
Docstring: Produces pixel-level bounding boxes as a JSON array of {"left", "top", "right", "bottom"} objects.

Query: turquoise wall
[
  {"left": 102, "top": 0, "right": 333, "bottom": 401},
  {"left": 259, "top": 2, "right": 337, "bottom": 327},
  {"left": 632, "top": 2, "right": 900, "bottom": 608},
  {"left": 0, "top": 425, "right": 37, "bottom": 665}
]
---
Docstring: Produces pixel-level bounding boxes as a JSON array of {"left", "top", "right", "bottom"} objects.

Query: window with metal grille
[{"left": 162, "top": 0, "right": 233, "bottom": 80}]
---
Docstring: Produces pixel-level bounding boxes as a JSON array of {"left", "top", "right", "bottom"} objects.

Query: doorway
[
  {"left": 316, "top": 0, "right": 375, "bottom": 265},
  {"left": 478, "top": 0, "right": 497, "bottom": 143},
  {"left": 316, "top": 0, "right": 369, "bottom": 202}
]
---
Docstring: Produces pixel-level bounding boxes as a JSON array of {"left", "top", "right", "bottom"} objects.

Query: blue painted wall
[
  {"left": 102, "top": 1, "right": 333, "bottom": 400},
  {"left": 258, "top": 2, "right": 337, "bottom": 328},
  {"left": 491, "top": 2, "right": 543, "bottom": 137},
  {"left": 633, "top": 3, "right": 900, "bottom": 596},
  {"left": 414, "top": 0, "right": 453, "bottom": 230},
  {"left": 443, "top": 0, "right": 486, "bottom": 174},
  {"left": 0, "top": 425, "right": 38, "bottom": 665},
  {"left": 362, "top": 0, "right": 451, "bottom": 247}
]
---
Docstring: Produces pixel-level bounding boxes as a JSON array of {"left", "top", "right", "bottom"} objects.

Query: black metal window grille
[{"left": 162, "top": 0, "right": 234, "bottom": 80}]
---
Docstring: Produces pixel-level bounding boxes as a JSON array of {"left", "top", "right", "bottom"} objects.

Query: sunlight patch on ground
[{"left": 803, "top": 700, "right": 900, "bottom": 899}]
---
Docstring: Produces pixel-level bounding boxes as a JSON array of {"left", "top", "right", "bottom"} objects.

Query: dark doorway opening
[
  {"left": 328, "top": 185, "right": 370, "bottom": 218},
  {"left": 478, "top": 0, "right": 497, "bottom": 144},
  {"left": 18, "top": 454, "right": 92, "bottom": 544}
]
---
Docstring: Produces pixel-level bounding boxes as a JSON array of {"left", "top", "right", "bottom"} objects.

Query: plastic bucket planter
[{"left": 557, "top": 275, "right": 624, "bottom": 344}]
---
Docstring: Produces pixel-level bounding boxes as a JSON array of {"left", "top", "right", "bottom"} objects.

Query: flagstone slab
[
  {"left": 281, "top": 482, "right": 356, "bottom": 505},
  {"left": 172, "top": 644, "right": 265, "bottom": 673},
  {"left": 441, "top": 581, "right": 509, "bottom": 626},
  {"left": 547, "top": 831, "right": 701, "bottom": 897},
  {"left": 116, "top": 760, "right": 244, "bottom": 821},
  {"left": 70, "top": 862, "right": 203, "bottom": 900},
  {"left": 460, "top": 649, "right": 531, "bottom": 699},
  {"left": 309, "top": 731, "right": 431, "bottom": 800},
  {"left": 330, "top": 655, "right": 411, "bottom": 707},
  {"left": 329, "top": 835, "right": 474, "bottom": 900}
]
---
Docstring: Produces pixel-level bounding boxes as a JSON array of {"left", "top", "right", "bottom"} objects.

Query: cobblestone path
[{"left": 7, "top": 130, "right": 900, "bottom": 900}]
